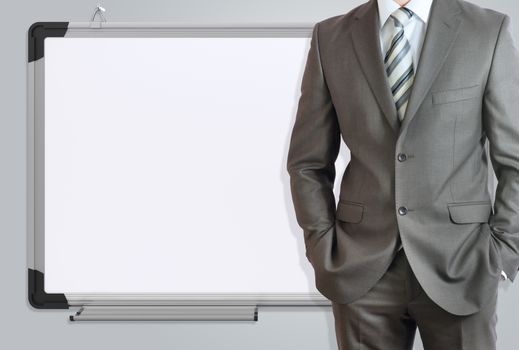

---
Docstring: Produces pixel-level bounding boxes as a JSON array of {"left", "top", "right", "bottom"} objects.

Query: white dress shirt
[{"left": 376, "top": 0, "right": 508, "bottom": 281}]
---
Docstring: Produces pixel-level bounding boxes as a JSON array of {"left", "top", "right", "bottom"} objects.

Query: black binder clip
[{"left": 90, "top": 4, "right": 107, "bottom": 29}]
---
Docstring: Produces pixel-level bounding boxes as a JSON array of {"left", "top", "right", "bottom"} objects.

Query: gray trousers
[{"left": 330, "top": 248, "right": 499, "bottom": 350}]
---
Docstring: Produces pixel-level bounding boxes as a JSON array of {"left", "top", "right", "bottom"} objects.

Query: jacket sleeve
[
  {"left": 483, "top": 14, "right": 519, "bottom": 282},
  {"left": 286, "top": 22, "right": 341, "bottom": 261}
]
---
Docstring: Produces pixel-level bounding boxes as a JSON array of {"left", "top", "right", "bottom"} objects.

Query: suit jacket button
[
  {"left": 397, "top": 153, "right": 407, "bottom": 162},
  {"left": 398, "top": 206, "right": 408, "bottom": 215}
]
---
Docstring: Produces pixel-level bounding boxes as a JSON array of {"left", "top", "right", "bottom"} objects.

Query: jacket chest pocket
[{"left": 432, "top": 84, "right": 480, "bottom": 105}]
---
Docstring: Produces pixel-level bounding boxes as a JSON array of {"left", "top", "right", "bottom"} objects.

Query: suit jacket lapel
[
  {"left": 350, "top": 0, "right": 462, "bottom": 136},
  {"left": 351, "top": 0, "right": 399, "bottom": 133},
  {"left": 399, "top": 0, "right": 462, "bottom": 133}
]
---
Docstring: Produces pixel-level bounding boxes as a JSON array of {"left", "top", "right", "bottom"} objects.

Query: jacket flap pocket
[
  {"left": 447, "top": 201, "right": 492, "bottom": 224},
  {"left": 432, "top": 84, "right": 480, "bottom": 104},
  {"left": 336, "top": 201, "right": 364, "bottom": 223}
]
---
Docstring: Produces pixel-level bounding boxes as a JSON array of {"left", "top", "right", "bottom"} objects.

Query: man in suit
[{"left": 286, "top": 0, "right": 519, "bottom": 348}]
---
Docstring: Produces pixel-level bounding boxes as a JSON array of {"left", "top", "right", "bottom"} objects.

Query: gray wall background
[{"left": 1, "top": 0, "right": 517, "bottom": 349}]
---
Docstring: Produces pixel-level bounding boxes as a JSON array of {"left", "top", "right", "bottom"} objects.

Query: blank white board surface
[{"left": 43, "top": 35, "right": 349, "bottom": 296}]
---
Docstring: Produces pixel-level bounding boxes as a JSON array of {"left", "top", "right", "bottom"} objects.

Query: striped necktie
[{"left": 384, "top": 7, "right": 415, "bottom": 122}]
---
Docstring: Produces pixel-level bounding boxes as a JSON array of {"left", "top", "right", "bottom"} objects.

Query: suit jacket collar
[{"left": 350, "top": 0, "right": 462, "bottom": 135}]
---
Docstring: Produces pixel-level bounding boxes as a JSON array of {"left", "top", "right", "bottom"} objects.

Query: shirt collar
[{"left": 377, "top": 0, "right": 434, "bottom": 28}]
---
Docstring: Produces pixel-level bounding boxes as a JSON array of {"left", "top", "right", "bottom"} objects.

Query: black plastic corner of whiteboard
[
  {"left": 28, "top": 22, "right": 68, "bottom": 63},
  {"left": 28, "top": 268, "right": 69, "bottom": 309}
]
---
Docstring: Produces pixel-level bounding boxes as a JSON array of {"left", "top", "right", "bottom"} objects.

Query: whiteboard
[{"left": 29, "top": 25, "right": 349, "bottom": 306}]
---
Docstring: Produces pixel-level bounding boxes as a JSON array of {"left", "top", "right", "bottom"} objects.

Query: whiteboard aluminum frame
[{"left": 27, "top": 21, "right": 331, "bottom": 310}]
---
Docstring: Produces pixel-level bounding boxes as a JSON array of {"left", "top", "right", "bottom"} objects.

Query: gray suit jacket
[{"left": 286, "top": 0, "right": 519, "bottom": 316}]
